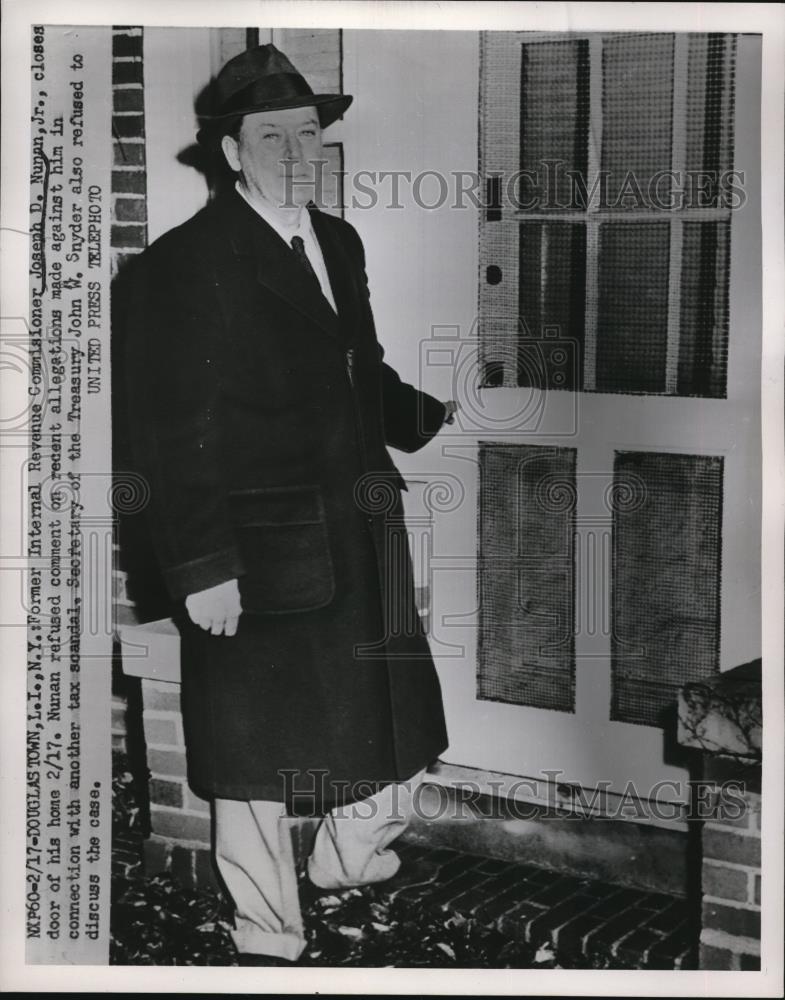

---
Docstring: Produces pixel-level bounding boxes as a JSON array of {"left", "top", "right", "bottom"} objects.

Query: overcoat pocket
[{"left": 229, "top": 485, "right": 335, "bottom": 614}]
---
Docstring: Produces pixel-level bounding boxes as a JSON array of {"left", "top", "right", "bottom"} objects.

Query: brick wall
[
  {"left": 111, "top": 27, "right": 149, "bottom": 278},
  {"left": 139, "top": 678, "right": 217, "bottom": 888},
  {"left": 677, "top": 663, "right": 763, "bottom": 970},
  {"left": 698, "top": 756, "right": 761, "bottom": 970}
]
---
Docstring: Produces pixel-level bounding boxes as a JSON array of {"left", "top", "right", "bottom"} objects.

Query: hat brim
[{"left": 196, "top": 93, "right": 352, "bottom": 145}]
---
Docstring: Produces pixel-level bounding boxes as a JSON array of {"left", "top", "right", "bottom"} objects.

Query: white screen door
[{"left": 405, "top": 31, "right": 761, "bottom": 803}]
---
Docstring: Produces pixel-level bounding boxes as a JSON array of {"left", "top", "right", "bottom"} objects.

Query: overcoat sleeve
[
  {"left": 379, "top": 351, "right": 448, "bottom": 454},
  {"left": 345, "top": 222, "right": 448, "bottom": 453},
  {"left": 124, "top": 235, "right": 244, "bottom": 600}
]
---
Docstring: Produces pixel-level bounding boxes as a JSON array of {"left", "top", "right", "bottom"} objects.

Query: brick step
[{"left": 381, "top": 841, "right": 697, "bottom": 970}]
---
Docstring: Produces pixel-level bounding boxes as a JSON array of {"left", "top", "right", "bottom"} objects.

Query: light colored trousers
[{"left": 215, "top": 769, "right": 426, "bottom": 961}]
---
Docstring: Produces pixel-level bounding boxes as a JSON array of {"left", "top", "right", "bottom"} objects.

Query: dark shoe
[{"left": 236, "top": 952, "right": 299, "bottom": 967}]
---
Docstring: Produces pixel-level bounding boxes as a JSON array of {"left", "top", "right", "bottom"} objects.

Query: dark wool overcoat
[{"left": 124, "top": 190, "right": 449, "bottom": 810}]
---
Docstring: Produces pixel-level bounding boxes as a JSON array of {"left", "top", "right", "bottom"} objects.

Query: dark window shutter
[
  {"left": 611, "top": 451, "right": 723, "bottom": 727},
  {"left": 478, "top": 443, "right": 577, "bottom": 711}
]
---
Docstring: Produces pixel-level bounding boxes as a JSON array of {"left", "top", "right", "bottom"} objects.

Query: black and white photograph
[{"left": 1, "top": 0, "right": 783, "bottom": 993}]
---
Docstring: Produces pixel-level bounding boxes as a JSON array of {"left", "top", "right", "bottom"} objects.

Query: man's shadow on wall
[{"left": 176, "top": 78, "right": 238, "bottom": 202}]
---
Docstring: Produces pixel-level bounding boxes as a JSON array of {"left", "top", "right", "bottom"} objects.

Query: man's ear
[{"left": 221, "top": 133, "right": 241, "bottom": 172}]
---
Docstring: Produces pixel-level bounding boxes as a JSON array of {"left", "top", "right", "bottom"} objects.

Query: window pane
[
  {"left": 519, "top": 39, "right": 589, "bottom": 210},
  {"left": 596, "top": 222, "right": 670, "bottom": 394},
  {"left": 684, "top": 33, "right": 737, "bottom": 204},
  {"left": 678, "top": 219, "right": 731, "bottom": 397},
  {"left": 478, "top": 443, "right": 576, "bottom": 712},
  {"left": 611, "top": 451, "right": 722, "bottom": 727},
  {"left": 602, "top": 34, "right": 675, "bottom": 210},
  {"left": 517, "top": 221, "right": 585, "bottom": 390}
]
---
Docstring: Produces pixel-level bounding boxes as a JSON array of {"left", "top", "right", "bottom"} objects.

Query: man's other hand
[
  {"left": 185, "top": 579, "right": 242, "bottom": 636},
  {"left": 443, "top": 400, "right": 459, "bottom": 425}
]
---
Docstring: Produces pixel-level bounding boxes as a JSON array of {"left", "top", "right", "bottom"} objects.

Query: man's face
[{"left": 221, "top": 105, "right": 323, "bottom": 210}]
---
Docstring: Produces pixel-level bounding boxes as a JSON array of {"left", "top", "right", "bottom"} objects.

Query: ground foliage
[{"left": 110, "top": 870, "right": 552, "bottom": 967}]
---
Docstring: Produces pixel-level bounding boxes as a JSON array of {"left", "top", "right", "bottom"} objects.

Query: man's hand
[
  {"left": 443, "top": 400, "right": 459, "bottom": 425},
  {"left": 185, "top": 579, "right": 242, "bottom": 636}
]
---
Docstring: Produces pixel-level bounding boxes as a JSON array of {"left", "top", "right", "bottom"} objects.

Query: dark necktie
[{"left": 290, "top": 235, "right": 319, "bottom": 285}]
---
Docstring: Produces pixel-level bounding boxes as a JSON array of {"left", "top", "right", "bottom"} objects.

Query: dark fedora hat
[{"left": 196, "top": 43, "right": 353, "bottom": 145}]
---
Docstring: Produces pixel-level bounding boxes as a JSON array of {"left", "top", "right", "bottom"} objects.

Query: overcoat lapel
[
  {"left": 220, "top": 191, "right": 358, "bottom": 344},
  {"left": 309, "top": 207, "right": 363, "bottom": 338}
]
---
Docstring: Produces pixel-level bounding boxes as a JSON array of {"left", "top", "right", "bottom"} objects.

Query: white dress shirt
[{"left": 235, "top": 182, "right": 338, "bottom": 313}]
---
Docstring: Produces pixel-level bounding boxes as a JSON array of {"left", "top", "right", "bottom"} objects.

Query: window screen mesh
[
  {"left": 602, "top": 34, "right": 675, "bottom": 209},
  {"left": 477, "top": 443, "right": 576, "bottom": 711},
  {"left": 596, "top": 222, "right": 671, "bottom": 394},
  {"left": 684, "top": 34, "right": 737, "bottom": 201},
  {"left": 517, "top": 222, "right": 585, "bottom": 390},
  {"left": 611, "top": 451, "right": 722, "bottom": 727},
  {"left": 677, "top": 219, "right": 730, "bottom": 397},
  {"left": 520, "top": 39, "right": 589, "bottom": 209}
]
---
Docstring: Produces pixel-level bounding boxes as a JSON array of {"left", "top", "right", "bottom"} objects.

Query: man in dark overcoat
[{"left": 124, "top": 44, "right": 455, "bottom": 964}]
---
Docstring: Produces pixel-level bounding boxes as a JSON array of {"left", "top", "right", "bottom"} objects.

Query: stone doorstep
[{"left": 401, "top": 782, "right": 689, "bottom": 897}]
